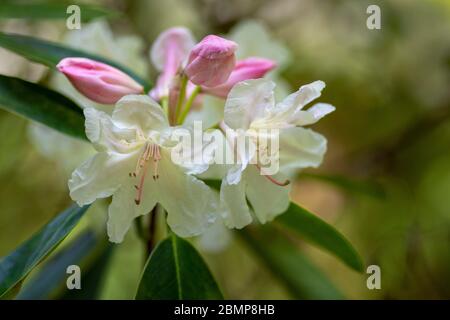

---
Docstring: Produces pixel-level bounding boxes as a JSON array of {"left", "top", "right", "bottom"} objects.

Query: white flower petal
[
  {"left": 279, "top": 127, "right": 327, "bottom": 176},
  {"left": 224, "top": 79, "right": 275, "bottom": 130},
  {"left": 170, "top": 127, "right": 221, "bottom": 176},
  {"left": 156, "top": 154, "right": 217, "bottom": 237},
  {"left": 220, "top": 178, "right": 252, "bottom": 229},
  {"left": 224, "top": 131, "right": 257, "bottom": 184},
  {"left": 278, "top": 80, "right": 325, "bottom": 112},
  {"left": 69, "top": 151, "right": 137, "bottom": 206},
  {"left": 244, "top": 165, "right": 291, "bottom": 224},
  {"left": 291, "top": 102, "right": 335, "bottom": 126},
  {"left": 197, "top": 216, "right": 232, "bottom": 253},
  {"left": 197, "top": 163, "right": 228, "bottom": 180},
  {"left": 181, "top": 163, "right": 209, "bottom": 176},
  {"left": 150, "top": 27, "right": 195, "bottom": 71},
  {"left": 226, "top": 164, "right": 244, "bottom": 185},
  {"left": 107, "top": 180, "right": 157, "bottom": 243},
  {"left": 257, "top": 81, "right": 327, "bottom": 128},
  {"left": 84, "top": 107, "right": 137, "bottom": 153},
  {"left": 308, "top": 103, "right": 335, "bottom": 119},
  {"left": 197, "top": 130, "right": 233, "bottom": 180},
  {"left": 112, "top": 95, "right": 169, "bottom": 134}
]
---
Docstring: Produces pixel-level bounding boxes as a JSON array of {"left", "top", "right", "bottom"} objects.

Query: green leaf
[
  {"left": 61, "top": 241, "right": 113, "bottom": 300},
  {"left": 16, "top": 231, "right": 112, "bottom": 300},
  {"left": 0, "top": 75, "right": 86, "bottom": 140},
  {"left": 0, "top": 282, "right": 22, "bottom": 300},
  {"left": 0, "top": 204, "right": 89, "bottom": 298},
  {"left": 203, "top": 179, "right": 221, "bottom": 191},
  {"left": 16, "top": 231, "right": 97, "bottom": 300},
  {"left": 299, "top": 172, "right": 385, "bottom": 198},
  {"left": 276, "top": 203, "right": 364, "bottom": 272},
  {"left": 0, "top": 2, "right": 118, "bottom": 21},
  {"left": 204, "top": 179, "right": 364, "bottom": 272},
  {"left": 240, "top": 226, "right": 344, "bottom": 299},
  {"left": 0, "top": 32, "right": 149, "bottom": 88},
  {"left": 135, "top": 234, "right": 223, "bottom": 300}
]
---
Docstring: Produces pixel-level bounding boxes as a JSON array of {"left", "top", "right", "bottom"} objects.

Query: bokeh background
[{"left": 0, "top": 0, "right": 449, "bottom": 299}]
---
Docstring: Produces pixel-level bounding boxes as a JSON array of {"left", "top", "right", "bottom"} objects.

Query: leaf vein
[{"left": 171, "top": 235, "right": 183, "bottom": 299}]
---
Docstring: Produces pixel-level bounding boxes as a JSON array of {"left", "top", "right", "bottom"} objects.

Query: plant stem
[
  {"left": 145, "top": 206, "right": 158, "bottom": 258},
  {"left": 174, "top": 74, "right": 188, "bottom": 123},
  {"left": 134, "top": 215, "right": 146, "bottom": 241},
  {"left": 161, "top": 96, "right": 168, "bottom": 116},
  {"left": 178, "top": 85, "right": 201, "bottom": 125}
]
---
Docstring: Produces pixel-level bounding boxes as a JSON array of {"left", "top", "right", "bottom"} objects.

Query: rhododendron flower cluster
[{"left": 56, "top": 26, "right": 335, "bottom": 243}]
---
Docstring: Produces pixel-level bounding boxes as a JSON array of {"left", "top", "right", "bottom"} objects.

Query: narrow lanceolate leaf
[
  {"left": 136, "top": 234, "right": 223, "bottom": 300},
  {"left": 0, "top": 204, "right": 90, "bottom": 298},
  {"left": 276, "top": 203, "right": 364, "bottom": 272},
  {"left": 61, "top": 242, "right": 113, "bottom": 300},
  {"left": 17, "top": 231, "right": 113, "bottom": 300},
  {"left": 16, "top": 231, "right": 98, "bottom": 300},
  {"left": 0, "top": 32, "right": 148, "bottom": 88},
  {"left": 0, "top": 2, "right": 118, "bottom": 21},
  {"left": 240, "top": 226, "right": 344, "bottom": 299},
  {"left": 203, "top": 179, "right": 363, "bottom": 272},
  {"left": 0, "top": 75, "right": 86, "bottom": 140}
]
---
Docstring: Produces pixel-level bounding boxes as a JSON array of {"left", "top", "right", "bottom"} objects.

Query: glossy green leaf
[
  {"left": 0, "top": 32, "right": 148, "bottom": 88},
  {"left": 61, "top": 242, "right": 113, "bottom": 300},
  {"left": 0, "top": 2, "right": 118, "bottom": 21},
  {"left": 0, "top": 204, "right": 90, "bottom": 298},
  {"left": 16, "top": 231, "right": 112, "bottom": 300},
  {"left": 240, "top": 226, "right": 344, "bottom": 299},
  {"left": 276, "top": 203, "right": 364, "bottom": 272},
  {"left": 16, "top": 231, "right": 96, "bottom": 299},
  {"left": 0, "top": 282, "right": 22, "bottom": 300},
  {"left": 0, "top": 75, "right": 86, "bottom": 140},
  {"left": 135, "top": 234, "right": 223, "bottom": 300}
]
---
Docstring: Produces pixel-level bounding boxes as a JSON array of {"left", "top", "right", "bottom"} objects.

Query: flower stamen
[
  {"left": 131, "top": 143, "right": 161, "bottom": 205},
  {"left": 134, "top": 156, "right": 150, "bottom": 205},
  {"left": 129, "top": 143, "right": 150, "bottom": 177},
  {"left": 152, "top": 144, "right": 161, "bottom": 180},
  {"left": 255, "top": 164, "right": 290, "bottom": 187}
]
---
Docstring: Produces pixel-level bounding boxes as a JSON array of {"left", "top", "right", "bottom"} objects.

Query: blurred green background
[{"left": 0, "top": 0, "right": 449, "bottom": 299}]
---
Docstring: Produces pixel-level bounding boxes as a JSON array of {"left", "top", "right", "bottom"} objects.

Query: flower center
[
  {"left": 219, "top": 121, "right": 289, "bottom": 187},
  {"left": 253, "top": 134, "right": 290, "bottom": 187},
  {"left": 129, "top": 142, "right": 161, "bottom": 205}
]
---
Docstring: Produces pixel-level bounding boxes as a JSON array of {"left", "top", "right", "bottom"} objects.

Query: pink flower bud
[
  {"left": 57, "top": 57, "right": 143, "bottom": 104},
  {"left": 184, "top": 35, "right": 237, "bottom": 88},
  {"left": 203, "top": 57, "right": 276, "bottom": 98}
]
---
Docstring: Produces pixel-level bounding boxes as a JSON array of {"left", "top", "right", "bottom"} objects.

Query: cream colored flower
[
  {"left": 195, "top": 20, "right": 294, "bottom": 251},
  {"left": 219, "top": 79, "right": 334, "bottom": 229},
  {"left": 69, "top": 95, "right": 217, "bottom": 243}
]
